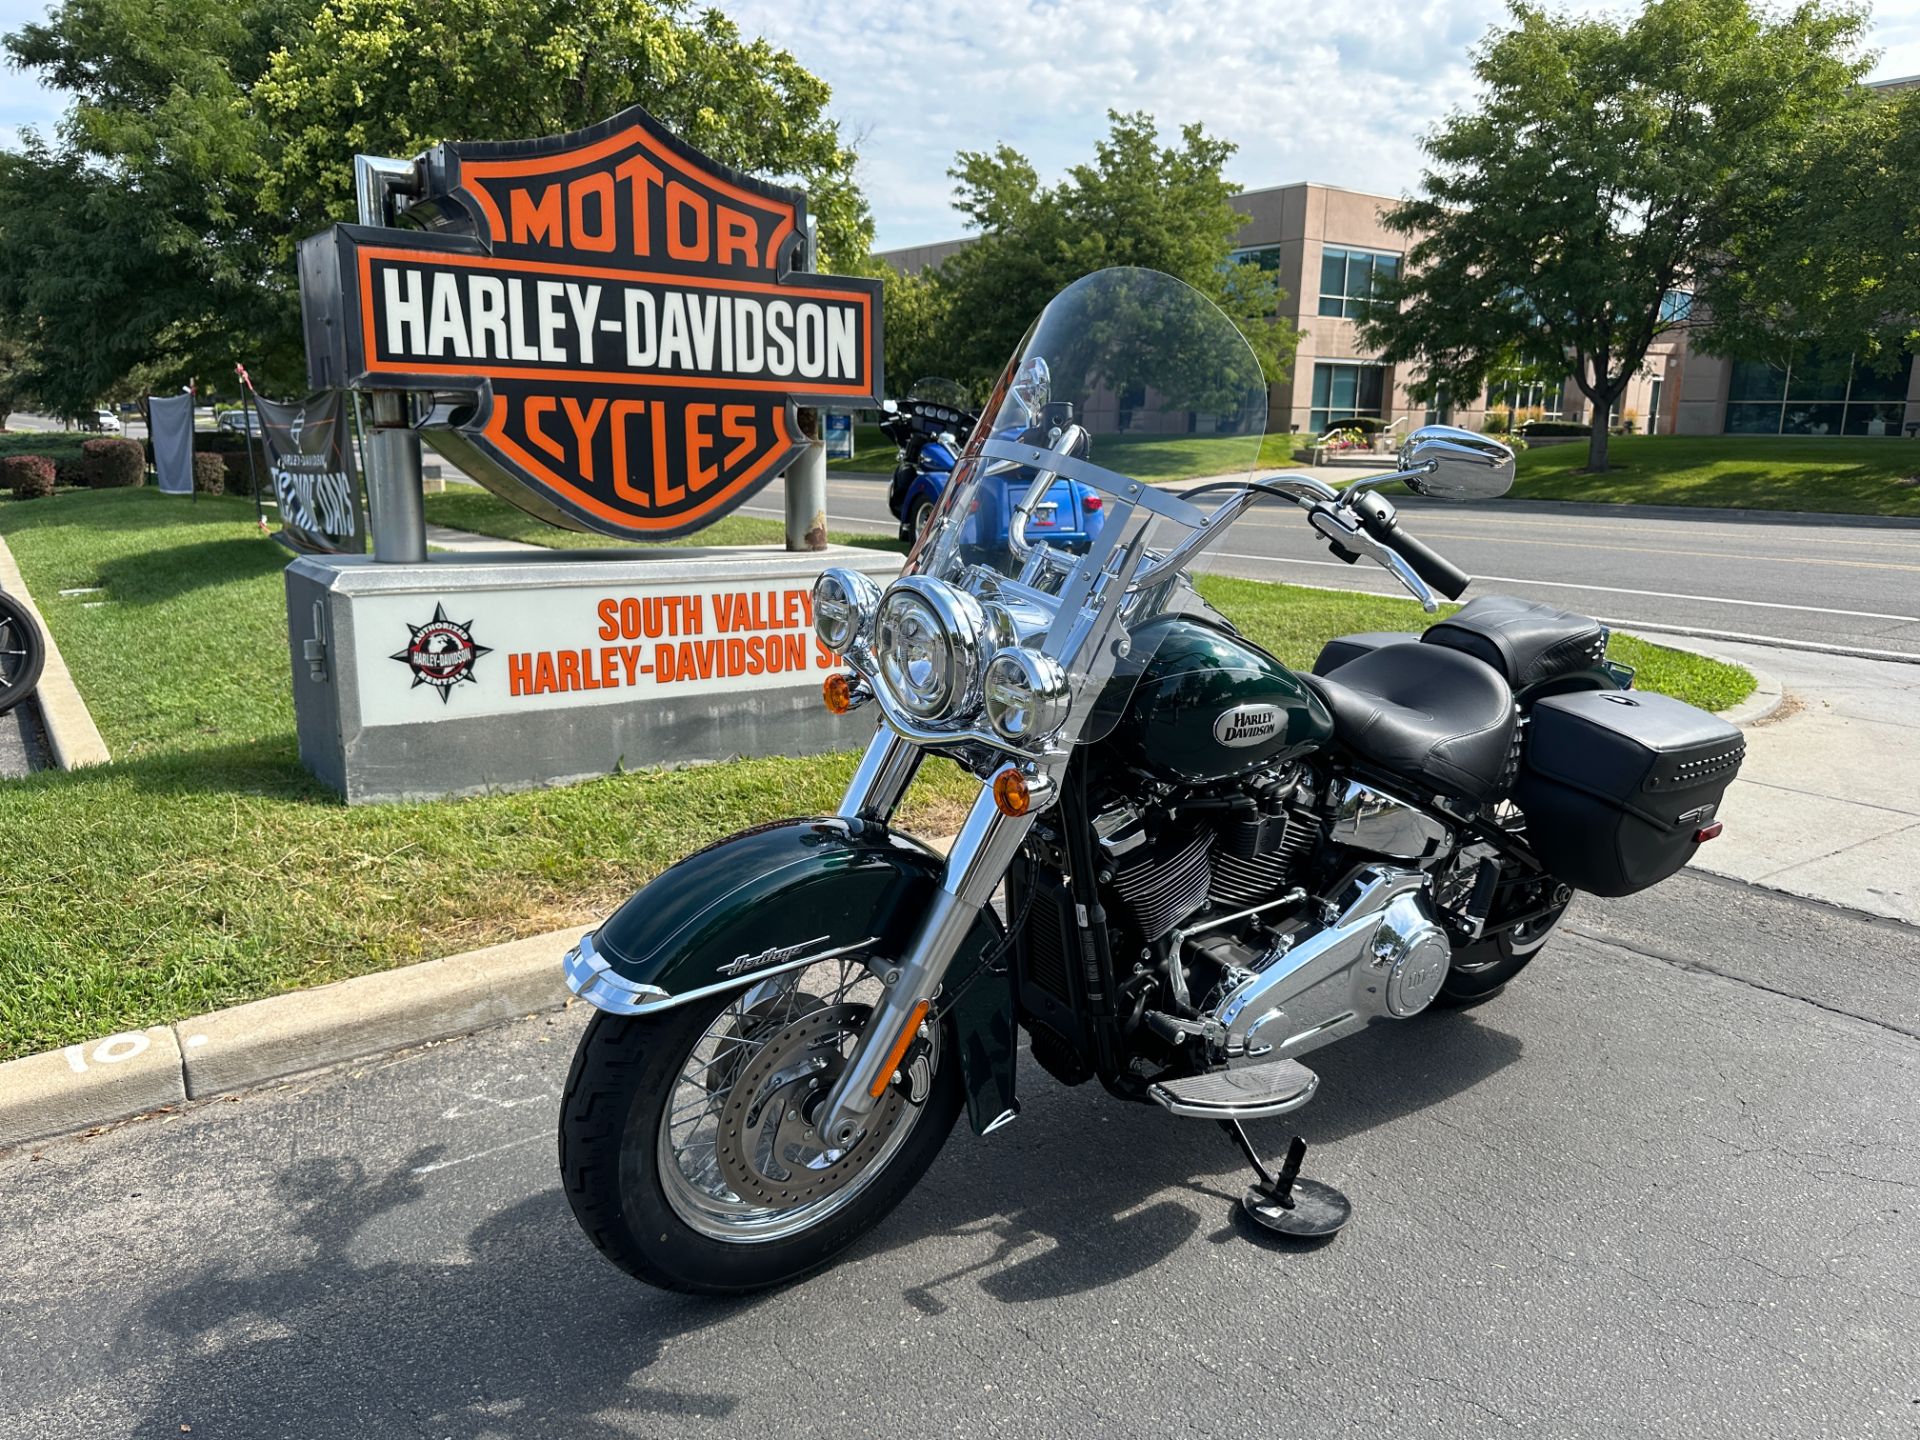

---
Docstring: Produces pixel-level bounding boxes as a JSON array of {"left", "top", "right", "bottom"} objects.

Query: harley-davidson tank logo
[
  {"left": 392, "top": 603, "right": 493, "bottom": 702},
  {"left": 297, "top": 104, "right": 883, "bottom": 540},
  {"left": 1214, "top": 704, "right": 1280, "bottom": 748}
]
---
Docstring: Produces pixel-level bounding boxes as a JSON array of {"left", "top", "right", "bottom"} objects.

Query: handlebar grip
[
  {"left": 1350, "top": 493, "right": 1471, "bottom": 600},
  {"left": 1384, "top": 525, "right": 1470, "bottom": 600}
]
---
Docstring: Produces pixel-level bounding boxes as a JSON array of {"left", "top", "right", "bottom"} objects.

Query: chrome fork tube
[
  {"left": 814, "top": 785, "right": 1033, "bottom": 1148},
  {"left": 836, "top": 724, "right": 923, "bottom": 825}
]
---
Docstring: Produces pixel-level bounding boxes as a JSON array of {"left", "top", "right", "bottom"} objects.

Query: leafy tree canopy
[
  {"left": 0, "top": 0, "right": 872, "bottom": 414},
  {"left": 1695, "top": 80, "right": 1920, "bottom": 376},
  {"left": 1358, "top": 0, "right": 1871, "bottom": 471},
  {"left": 899, "top": 111, "right": 1300, "bottom": 401}
]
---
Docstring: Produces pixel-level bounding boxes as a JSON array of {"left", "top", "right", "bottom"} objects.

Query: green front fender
[{"left": 564, "top": 816, "right": 1018, "bottom": 1135}]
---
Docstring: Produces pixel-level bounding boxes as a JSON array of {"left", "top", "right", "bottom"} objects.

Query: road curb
[
  {"left": 1615, "top": 628, "right": 1785, "bottom": 727},
  {"left": 0, "top": 925, "right": 591, "bottom": 1150},
  {"left": 0, "top": 532, "right": 110, "bottom": 769},
  {"left": 0, "top": 830, "right": 966, "bottom": 1149},
  {"left": 0, "top": 1028, "right": 185, "bottom": 1150},
  {"left": 1392, "top": 493, "right": 1920, "bottom": 531}
]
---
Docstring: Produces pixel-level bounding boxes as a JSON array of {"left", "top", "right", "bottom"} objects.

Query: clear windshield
[
  {"left": 903, "top": 267, "right": 1269, "bottom": 745},
  {"left": 906, "top": 377, "right": 973, "bottom": 412}
]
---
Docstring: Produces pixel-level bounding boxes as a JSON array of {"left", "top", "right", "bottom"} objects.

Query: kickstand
[{"left": 1218, "top": 1120, "right": 1352, "bottom": 1239}]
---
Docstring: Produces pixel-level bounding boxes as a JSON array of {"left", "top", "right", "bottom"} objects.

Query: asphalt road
[
  {"left": 754, "top": 471, "right": 1920, "bottom": 662},
  {"left": 3, "top": 872, "right": 1916, "bottom": 1439},
  {"left": 0, "top": 697, "right": 50, "bottom": 778}
]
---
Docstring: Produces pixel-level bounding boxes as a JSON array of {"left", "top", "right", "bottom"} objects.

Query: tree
[
  {"left": 909, "top": 111, "right": 1300, "bottom": 399},
  {"left": 1694, "top": 80, "right": 1919, "bottom": 374},
  {"left": 1359, "top": 0, "right": 1871, "bottom": 473},
  {"left": 0, "top": 0, "right": 872, "bottom": 407}
]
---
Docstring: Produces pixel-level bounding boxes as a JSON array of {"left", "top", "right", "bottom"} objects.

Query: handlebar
[{"left": 1346, "top": 491, "right": 1471, "bottom": 600}]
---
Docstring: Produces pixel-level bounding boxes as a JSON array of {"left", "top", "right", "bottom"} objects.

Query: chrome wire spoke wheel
[{"left": 648, "top": 952, "right": 937, "bottom": 1244}]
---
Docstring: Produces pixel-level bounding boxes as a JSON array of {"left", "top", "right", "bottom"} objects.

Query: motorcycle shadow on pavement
[
  {"left": 888, "top": 1006, "right": 1523, "bottom": 1312},
  {"left": 117, "top": 1009, "right": 1518, "bottom": 1438}
]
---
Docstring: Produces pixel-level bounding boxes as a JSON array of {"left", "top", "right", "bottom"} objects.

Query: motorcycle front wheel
[
  {"left": 0, "top": 592, "right": 47, "bottom": 718},
  {"left": 558, "top": 954, "right": 960, "bottom": 1294}
]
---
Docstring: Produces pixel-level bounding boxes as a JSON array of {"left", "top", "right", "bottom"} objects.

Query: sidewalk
[{"left": 1656, "top": 637, "right": 1920, "bottom": 923}]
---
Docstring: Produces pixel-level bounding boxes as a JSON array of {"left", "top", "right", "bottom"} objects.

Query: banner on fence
[
  {"left": 253, "top": 391, "right": 366, "bottom": 554},
  {"left": 149, "top": 394, "right": 195, "bottom": 495}
]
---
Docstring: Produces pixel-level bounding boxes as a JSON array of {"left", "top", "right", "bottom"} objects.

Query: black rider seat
[
  {"left": 1302, "top": 643, "right": 1519, "bottom": 803},
  {"left": 1420, "top": 595, "right": 1607, "bottom": 691}
]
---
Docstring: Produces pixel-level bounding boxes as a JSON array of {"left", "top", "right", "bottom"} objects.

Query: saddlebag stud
[{"left": 1219, "top": 1123, "right": 1352, "bottom": 1240}]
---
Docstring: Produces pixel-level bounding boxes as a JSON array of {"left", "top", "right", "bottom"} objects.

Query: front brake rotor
[{"left": 714, "top": 1003, "right": 911, "bottom": 1209}]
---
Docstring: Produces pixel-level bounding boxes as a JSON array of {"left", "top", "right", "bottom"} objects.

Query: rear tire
[
  {"left": 0, "top": 592, "right": 46, "bottom": 718},
  {"left": 1436, "top": 900, "right": 1567, "bottom": 1007},
  {"left": 559, "top": 993, "right": 961, "bottom": 1295},
  {"left": 910, "top": 498, "right": 936, "bottom": 543}
]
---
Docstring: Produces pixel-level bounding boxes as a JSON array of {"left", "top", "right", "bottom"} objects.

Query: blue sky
[{"left": 5, "top": 0, "right": 1918, "bottom": 250}]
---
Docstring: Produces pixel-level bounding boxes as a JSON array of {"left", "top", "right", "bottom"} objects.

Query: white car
[{"left": 91, "top": 410, "right": 123, "bottom": 434}]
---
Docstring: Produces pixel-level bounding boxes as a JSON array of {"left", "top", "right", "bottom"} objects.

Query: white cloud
[
  {"left": 2, "top": 0, "right": 1912, "bottom": 245},
  {"left": 724, "top": 0, "right": 1920, "bottom": 250}
]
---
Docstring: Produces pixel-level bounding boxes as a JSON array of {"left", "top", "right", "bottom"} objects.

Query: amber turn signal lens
[
  {"left": 822, "top": 673, "right": 855, "bottom": 715},
  {"left": 992, "top": 768, "right": 1033, "bottom": 817},
  {"left": 868, "top": 999, "right": 931, "bottom": 1098}
]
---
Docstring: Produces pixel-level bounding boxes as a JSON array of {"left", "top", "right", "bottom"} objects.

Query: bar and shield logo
[{"left": 298, "top": 106, "right": 883, "bottom": 540}]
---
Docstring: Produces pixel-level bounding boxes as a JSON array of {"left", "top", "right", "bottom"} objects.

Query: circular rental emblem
[{"left": 391, "top": 602, "right": 493, "bottom": 703}]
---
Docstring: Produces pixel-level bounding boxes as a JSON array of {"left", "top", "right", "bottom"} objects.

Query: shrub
[
  {"left": 192, "top": 453, "right": 226, "bottom": 495},
  {"left": 220, "top": 451, "right": 257, "bottom": 496},
  {"left": 1482, "top": 410, "right": 1510, "bottom": 435},
  {"left": 1334, "top": 415, "right": 1386, "bottom": 435},
  {"left": 54, "top": 455, "right": 88, "bottom": 488},
  {"left": 81, "top": 437, "right": 145, "bottom": 488},
  {"left": 1, "top": 454, "right": 56, "bottom": 499},
  {"left": 1520, "top": 419, "right": 1592, "bottom": 437}
]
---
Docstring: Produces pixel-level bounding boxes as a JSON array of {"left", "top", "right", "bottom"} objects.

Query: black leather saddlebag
[
  {"left": 1515, "top": 690, "right": 1745, "bottom": 897},
  {"left": 1312, "top": 630, "right": 1418, "bottom": 676}
]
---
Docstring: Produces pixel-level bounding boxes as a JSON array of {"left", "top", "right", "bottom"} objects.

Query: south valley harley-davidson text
[{"left": 555, "top": 267, "right": 1747, "bottom": 1292}]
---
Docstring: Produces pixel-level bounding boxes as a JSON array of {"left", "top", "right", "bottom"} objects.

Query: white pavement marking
[
  {"left": 1205, "top": 551, "right": 1920, "bottom": 626},
  {"left": 410, "top": 1132, "right": 547, "bottom": 1175}
]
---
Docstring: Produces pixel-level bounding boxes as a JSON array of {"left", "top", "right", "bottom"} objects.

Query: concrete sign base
[{"left": 286, "top": 544, "right": 900, "bottom": 803}]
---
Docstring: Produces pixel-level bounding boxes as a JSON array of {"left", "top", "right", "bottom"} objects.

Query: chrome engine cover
[
  {"left": 1374, "top": 893, "right": 1453, "bottom": 1017},
  {"left": 1206, "top": 865, "right": 1454, "bottom": 1060}
]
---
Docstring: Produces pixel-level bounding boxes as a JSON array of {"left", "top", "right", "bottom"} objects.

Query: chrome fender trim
[{"left": 563, "top": 929, "right": 882, "bottom": 1016}]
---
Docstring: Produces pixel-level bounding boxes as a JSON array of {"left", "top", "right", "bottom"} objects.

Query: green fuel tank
[{"left": 1109, "top": 614, "right": 1334, "bottom": 785}]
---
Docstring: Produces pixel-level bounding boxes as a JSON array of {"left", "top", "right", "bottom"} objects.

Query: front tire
[
  {"left": 910, "top": 497, "right": 937, "bottom": 543},
  {"left": 559, "top": 970, "right": 961, "bottom": 1294},
  {"left": 0, "top": 592, "right": 47, "bottom": 718}
]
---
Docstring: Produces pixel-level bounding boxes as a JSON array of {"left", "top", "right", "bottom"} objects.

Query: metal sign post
[
  {"left": 352, "top": 155, "right": 429, "bottom": 564},
  {"left": 785, "top": 217, "right": 828, "bottom": 552}
]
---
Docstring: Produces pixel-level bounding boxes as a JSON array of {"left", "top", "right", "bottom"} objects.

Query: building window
[
  {"left": 1310, "top": 362, "right": 1386, "bottom": 434},
  {"left": 1658, "top": 290, "right": 1694, "bottom": 325},
  {"left": 1723, "top": 352, "right": 1912, "bottom": 435},
  {"left": 1230, "top": 245, "right": 1283, "bottom": 272},
  {"left": 1318, "top": 246, "right": 1400, "bottom": 319},
  {"left": 1488, "top": 376, "right": 1565, "bottom": 421}
]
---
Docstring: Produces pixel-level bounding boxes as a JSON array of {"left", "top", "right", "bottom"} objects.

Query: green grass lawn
[
  {"left": 1511, "top": 435, "right": 1920, "bottom": 516},
  {"left": 0, "top": 486, "right": 1748, "bottom": 1059},
  {"left": 828, "top": 422, "right": 897, "bottom": 473}
]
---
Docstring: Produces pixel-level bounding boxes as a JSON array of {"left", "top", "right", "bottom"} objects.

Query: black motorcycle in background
[{"left": 556, "top": 267, "right": 1746, "bottom": 1293}]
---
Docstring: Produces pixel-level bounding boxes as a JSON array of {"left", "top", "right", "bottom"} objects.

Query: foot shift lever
[{"left": 1219, "top": 1120, "right": 1352, "bottom": 1239}]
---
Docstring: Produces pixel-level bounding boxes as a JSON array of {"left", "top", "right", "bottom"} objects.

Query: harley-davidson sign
[{"left": 297, "top": 106, "right": 883, "bottom": 539}]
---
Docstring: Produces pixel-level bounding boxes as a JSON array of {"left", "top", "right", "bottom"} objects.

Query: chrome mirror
[
  {"left": 1398, "top": 424, "right": 1514, "bottom": 501},
  {"left": 1011, "top": 356, "right": 1051, "bottom": 426}
]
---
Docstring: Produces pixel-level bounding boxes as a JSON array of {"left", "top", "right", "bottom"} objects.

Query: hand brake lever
[{"left": 1307, "top": 505, "right": 1439, "bottom": 613}]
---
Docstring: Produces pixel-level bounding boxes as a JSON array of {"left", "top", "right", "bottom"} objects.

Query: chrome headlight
[
  {"left": 812, "top": 567, "right": 882, "bottom": 656},
  {"left": 873, "top": 576, "right": 987, "bottom": 722},
  {"left": 983, "top": 647, "right": 1071, "bottom": 745}
]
